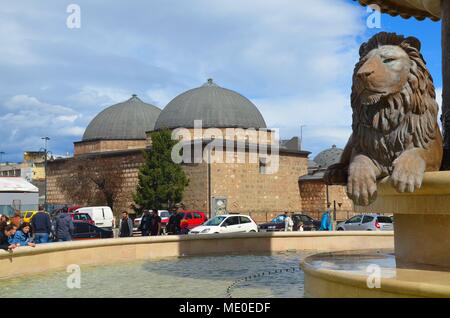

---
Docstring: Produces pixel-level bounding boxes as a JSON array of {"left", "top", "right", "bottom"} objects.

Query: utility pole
[
  {"left": 41, "top": 137, "right": 50, "bottom": 209},
  {"left": 0, "top": 151, "right": 4, "bottom": 163},
  {"left": 299, "top": 125, "right": 306, "bottom": 151}
]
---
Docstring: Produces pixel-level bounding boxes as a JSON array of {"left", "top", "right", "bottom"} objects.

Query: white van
[{"left": 75, "top": 206, "right": 114, "bottom": 229}]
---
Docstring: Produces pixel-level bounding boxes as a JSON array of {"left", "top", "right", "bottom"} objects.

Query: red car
[
  {"left": 179, "top": 210, "right": 208, "bottom": 229},
  {"left": 69, "top": 212, "right": 94, "bottom": 225}
]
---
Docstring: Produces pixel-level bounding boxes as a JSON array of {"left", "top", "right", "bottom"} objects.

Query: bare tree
[{"left": 57, "top": 157, "right": 124, "bottom": 211}]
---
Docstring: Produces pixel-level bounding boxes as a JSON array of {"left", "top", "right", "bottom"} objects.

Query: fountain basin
[
  {"left": 0, "top": 232, "right": 393, "bottom": 281},
  {"left": 358, "top": 171, "right": 450, "bottom": 270},
  {"left": 302, "top": 250, "right": 450, "bottom": 297}
]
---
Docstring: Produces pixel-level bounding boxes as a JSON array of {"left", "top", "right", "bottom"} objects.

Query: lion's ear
[{"left": 404, "top": 36, "right": 421, "bottom": 51}]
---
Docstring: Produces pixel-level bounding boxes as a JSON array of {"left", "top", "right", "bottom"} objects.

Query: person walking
[
  {"left": 319, "top": 210, "right": 332, "bottom": 231},
  {"left": 138, "top": 210, "right": 152, "bottom": 236},
  {"left": 0, "top": 224, "right": 18, "bottom": 251},
  {"left": 31, "top": 205, "right": 52, "bottom": 244},
  {"left": 9, "top": 222, "right": 35, "bottom": 247},
  {"left": 54, "top": 208, "right": 74, "bottom": 242},
  {"left": 119, "top": 211, "right": 133, "bottom": 237},
  {"left": 284, "top": 212, "right": 294, "bottom": 232},
  {"left": 150, "top": 209, "right": 161, "bottom": 236}
]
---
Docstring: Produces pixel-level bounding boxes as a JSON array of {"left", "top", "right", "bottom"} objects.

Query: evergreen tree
[{"left": 133, "top": 129, "right": 189, "bottom": 210}]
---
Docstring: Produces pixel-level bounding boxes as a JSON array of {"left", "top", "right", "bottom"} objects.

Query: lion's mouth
[{"left": 360, "top": 89, "right": 387, "bottom": 106}]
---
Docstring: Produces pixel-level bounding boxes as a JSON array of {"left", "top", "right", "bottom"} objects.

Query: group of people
[
  {"left": 118, "top": 209, "right": 163, "bottom": 237},
  {"left": 119, "top": 208, "right": 187, "bottom": 238},
  {"left": 0, "top": 205, "right": 75, "bottom": 251}
]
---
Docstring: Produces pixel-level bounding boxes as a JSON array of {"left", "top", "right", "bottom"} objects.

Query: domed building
[
  {"left": 47, "top": 80, "right": 339, "bottom": 221},
  {"left": 299, "top": 145, "right": 354, "bottom": 220},
  {"left": 313, "top": 145, "right": 343, "bottom": 169},
  {"left": 74, "top": 95, "right": 161, "bottom": 155},
  {"left": 154, "top": 79, "right": 266, "bottom": 130}
]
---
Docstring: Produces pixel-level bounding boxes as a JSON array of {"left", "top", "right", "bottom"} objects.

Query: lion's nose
[{"left": 357, "top": 69, "right": 374, "bottom": 80}]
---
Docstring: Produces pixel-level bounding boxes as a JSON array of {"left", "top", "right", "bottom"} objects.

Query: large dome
[
  {"left": 82, "top": 95, "right": 161, "bottom": 141},
  {"left": 313, "top": 145, "right": 343, "bottom": 168},
  {"left": 154, "top": 79, "right": 267, "bottom": 130}
]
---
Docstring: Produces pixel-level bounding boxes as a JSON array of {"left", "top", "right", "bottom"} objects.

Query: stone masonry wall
[
  {"left": 74, "top": 140, "right": 147, "bottom": 156},
  {"left": 210, "top": 152, "right": 308, "bottom": 218},
  {"left": 47, "top": 151, "right": 144, "bottom": 215}
]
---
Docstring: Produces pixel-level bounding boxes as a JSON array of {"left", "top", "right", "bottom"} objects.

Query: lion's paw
[
  {"left": 347, "top": 160, "right": 378, "bottom": 206},
  {"left": 324, "top": 163, "right": 348, "bottom": 185},
  {"left": 391, "top": 153, "right": 425, "bottom": 193}
]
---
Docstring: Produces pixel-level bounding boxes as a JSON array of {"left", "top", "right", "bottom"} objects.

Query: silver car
[{"left": 337, "top": 214, "right": 393, "bottom": 231}]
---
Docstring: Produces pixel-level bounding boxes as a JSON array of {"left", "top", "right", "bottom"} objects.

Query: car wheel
[
  {"left": 337, "top": 228, "right": 344, "bottom": 231},
  {"left": 249, "top": 230, "right": 256, "bottom": 232},
  {"left": 310, "top": 228, "right": 317, "bottom": 231}
]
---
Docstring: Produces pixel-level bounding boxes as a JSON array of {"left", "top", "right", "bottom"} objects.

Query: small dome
[
  {"left": 314, "top": 145, "right": 343, "bottom": 168},
  {"left": 83, "top": 95, "right": 161, "bottom": 141},
  {"left": 154, "top": 79, "right": 267, "bottom": 130}
]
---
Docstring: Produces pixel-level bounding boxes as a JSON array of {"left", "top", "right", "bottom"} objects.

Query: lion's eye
[{"left": 383, "top": 58, "right": 396, "bottom": 63}]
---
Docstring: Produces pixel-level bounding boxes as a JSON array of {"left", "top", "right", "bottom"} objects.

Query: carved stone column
[{"left": 441, "top": 0, "right": 450, "bottom": 169}]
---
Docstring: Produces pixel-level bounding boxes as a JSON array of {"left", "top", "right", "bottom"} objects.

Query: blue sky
[{"left": 0, "top": 0, "right": 443, "bottom": 162}]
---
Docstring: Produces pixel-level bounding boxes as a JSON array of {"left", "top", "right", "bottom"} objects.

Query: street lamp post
[
  {"left": 41, "top": 137, "right": 50, "bottom": 209},
  {"left": 0, "top": 151, "right": 4, "bottom": 163},
  {"left": 299, "top": 125, "right": 306, "bottom": 151}
]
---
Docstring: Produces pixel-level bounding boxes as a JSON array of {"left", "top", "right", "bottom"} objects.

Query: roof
[
  {"left": 0, "top": 177, "right": 39, "bottom": 193},
  {"left": 313, "top": 145, "right": 343, "bottom": 169},
  {"left": 154, "top": 79, "right": 267, "bottom": 130},
  {"left": 355, "top": 0, "right": 441, "bottom": 21},
  {"left": 82, "top": 95, "right": 161, "bottom": 141}
]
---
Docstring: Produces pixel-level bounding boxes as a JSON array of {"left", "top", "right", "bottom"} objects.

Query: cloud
[
  {"left": 0, "top": 0, "right": 369, "bottom": 160},
  {"left": 0, "top": 95, "right": 84, "bottom": 159}
]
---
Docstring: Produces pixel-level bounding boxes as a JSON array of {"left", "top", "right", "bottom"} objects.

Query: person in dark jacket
[
  {"left": 10, "top": 222, "right": 35, "bottom": 247},
  {"left": 0, "top": 224, "right": 18, "bottom": 251},
  {"left": 150, "top": 209, "right": 161, "bottom": 236},
  {"left": 138, "top": 210, "right": 152, "bottom": 236},
  {"left": 31, "top": 206, "right": 52, "bottom": 244},
  {"left": 0, "top": 216, "right": 9, "bottom": 233},
  {"left": 54, "top": 209, "right": 74, "bottom": 242},
  {"left": 167, "top": 208, "right": 183, "bottom": 235},
  {"left": 119, "top": 211, "right": 133, "bottom": 237}
]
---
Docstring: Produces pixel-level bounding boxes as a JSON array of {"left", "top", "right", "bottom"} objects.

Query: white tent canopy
[{"left": 0, "top": 177, "right": 39, "bottom": 193}]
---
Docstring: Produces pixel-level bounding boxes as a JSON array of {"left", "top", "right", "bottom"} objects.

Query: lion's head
[{"left": 352, "top": 32, "right": 437, "bottom": 117}]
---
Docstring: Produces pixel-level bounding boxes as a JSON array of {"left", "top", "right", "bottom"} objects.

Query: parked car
[
  {"left": 75, "top": 206, "right": 114, "bottom": 229},
  {"left": 259, "top": 214, "right": 320, "bottom": 232},
  {"left": 178, "top": 210, "right": 208, "bottom": 229},
  {"left": 189, "top": 214, "right": 258, "bottom": 234},
  {"left": 72, "top": 221, "right": 114, "bottom": 240},
  {"left": 337, "top": 214, "right": 394, "bottom": 231},
  {"left": 69, "top": 212, "right": 94, "bottom": 225},
  {"left": 133, "top": 210, "right": 173, "bottom": 232}
]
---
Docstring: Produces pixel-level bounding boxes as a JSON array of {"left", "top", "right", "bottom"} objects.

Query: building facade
[{"left": 47, "top": 80, "right": 353, "bottom": 221}]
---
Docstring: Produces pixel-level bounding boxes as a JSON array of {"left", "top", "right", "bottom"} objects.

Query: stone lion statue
[{"left": 324, "top": 32, "right": 442, "bottom": 206}]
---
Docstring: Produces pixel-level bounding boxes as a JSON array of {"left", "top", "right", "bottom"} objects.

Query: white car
[{"left": 189, "top": 214, "right": 258, "bottom": 235}]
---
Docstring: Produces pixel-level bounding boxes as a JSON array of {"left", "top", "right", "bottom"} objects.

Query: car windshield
[
  {"left": 204, "top": 216, "right": 227, "bottom": 226},
  {"left": 271, "top": 215, "right": 286, "bottom": 223},
  {"left": 160, "top": 211, "right": 170, "bottom": 218}
]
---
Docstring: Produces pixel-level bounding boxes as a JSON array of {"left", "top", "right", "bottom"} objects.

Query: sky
[{"left": 0, "top": 0, "right": 443, "bottom": 162}]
